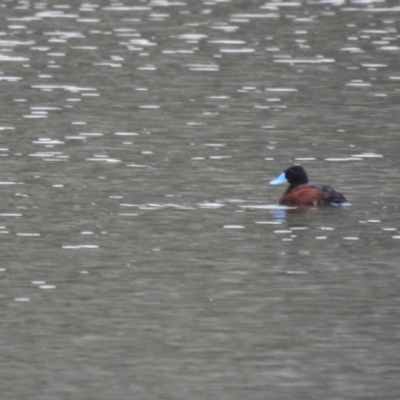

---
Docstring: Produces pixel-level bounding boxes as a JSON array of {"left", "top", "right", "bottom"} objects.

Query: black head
[{"left": 285, "top": 165, "right": 309, "bottom": 187}]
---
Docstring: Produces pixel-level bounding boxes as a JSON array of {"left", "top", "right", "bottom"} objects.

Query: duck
[{"left": 270, "top": 165, "right": 349, "bottom": 206}]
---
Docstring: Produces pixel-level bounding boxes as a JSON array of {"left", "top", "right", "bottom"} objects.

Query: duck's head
[{"left": 270, "top": 165, "right": 309, "bottom": 187}]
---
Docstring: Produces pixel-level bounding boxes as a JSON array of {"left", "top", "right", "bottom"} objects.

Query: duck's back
[
  {"left": 279, "top": 184, "right": 347, "bottom": 206},
  {"left": 318, "top": 185, "right": 348, "bottom": 205}
]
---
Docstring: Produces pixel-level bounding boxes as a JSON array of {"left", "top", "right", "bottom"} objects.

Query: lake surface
[{"left": 1, "top": 1, "right": 400, "bottom": 399}]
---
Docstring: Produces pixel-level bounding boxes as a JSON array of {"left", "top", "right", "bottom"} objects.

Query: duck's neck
[{"left": 286, "top": 180, "right": 307, "bottom": 192}]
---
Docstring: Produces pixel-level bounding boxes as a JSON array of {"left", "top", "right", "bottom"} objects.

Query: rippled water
[{"left": 1, "top": 1, "right": 400, "bottom": 399}]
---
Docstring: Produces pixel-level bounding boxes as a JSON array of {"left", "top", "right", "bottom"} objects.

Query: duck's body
[{"left": 270, "top": 165, "right": 348, "bottom": 206}]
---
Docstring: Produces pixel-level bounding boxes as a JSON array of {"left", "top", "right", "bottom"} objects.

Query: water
[{"left": 1, "top": 0, "right": 400, "bottom": 399}]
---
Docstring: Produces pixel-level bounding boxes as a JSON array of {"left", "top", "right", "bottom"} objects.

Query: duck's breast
[{"left": 279, "top": 184, "right": 322, "bottom": 206}]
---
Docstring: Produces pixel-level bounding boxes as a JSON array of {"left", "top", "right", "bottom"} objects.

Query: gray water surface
[{"left": 1, "top": 1, "right": 400, "bottom": 399}]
